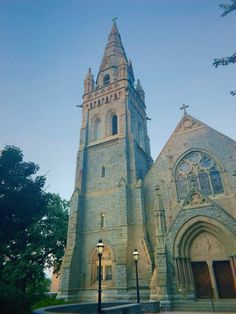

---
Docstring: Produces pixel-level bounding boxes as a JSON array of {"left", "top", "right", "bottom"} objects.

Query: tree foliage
[
  {"left": 213, "top": 0, "right": 236, "bottom": 95},
  {"left": 0, "top": 146, "right": 69, "bottom": 294},
  {"left": 213, "top": 52, "right": 236, "bottom": 68},
  {"left": 220, "top": 0, "right": 236, "bottom": 16}
]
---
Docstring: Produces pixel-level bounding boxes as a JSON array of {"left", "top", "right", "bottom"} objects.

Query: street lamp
[
  {"left": 97, "top": 239, "right": 104, "bottom": 314},
  {"left": 133, "top": 249, "right": 140, "bottom": 303}
]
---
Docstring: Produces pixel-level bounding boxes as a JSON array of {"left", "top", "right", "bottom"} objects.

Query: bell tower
[{"left": 58, "top": 21, "right": 153, "bottom": 301}]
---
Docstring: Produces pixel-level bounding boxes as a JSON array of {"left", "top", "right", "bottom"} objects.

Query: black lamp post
[
  {"left": 133, "top": 249, "right": 140, "bottom": 303},
  {"left": 97, "top": 239, "right": 104, "bottom": 314}
]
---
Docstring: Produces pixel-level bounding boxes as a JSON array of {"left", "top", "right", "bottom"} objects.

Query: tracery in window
[
  {"left": 188, "top": 173, "right": 198, "bottom": 190},
  {"left": 175, "top": 151, "right": 224, "bottom": 201}
]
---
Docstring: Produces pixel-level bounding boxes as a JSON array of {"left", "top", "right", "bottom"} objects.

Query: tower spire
[
  {"left": 98, "top": 21, "right": 127, "bottom": 72},
  {"left": 96, "top": 21, "right": 130, "bottom": 87}
]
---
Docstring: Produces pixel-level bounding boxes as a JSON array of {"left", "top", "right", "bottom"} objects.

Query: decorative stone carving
[
  {"left": 190, "top": 232, "right": 226, "bottom": 259},
  {"left": 184, "top": 191, "right": 208, "bottom": 206},
  {"left": 174, "top": 116, "right": 202, "bottom": 134}
]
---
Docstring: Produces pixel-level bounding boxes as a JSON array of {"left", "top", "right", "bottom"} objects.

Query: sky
[{"left": 1, "top": 0, "right": 235, "bottom": 200}]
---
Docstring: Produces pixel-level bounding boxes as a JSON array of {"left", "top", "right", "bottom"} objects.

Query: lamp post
[
  {"left": 133, "top": 249, "right": 140, "bottom": 303},
  {"left": 97, "top": 239, "right": 104, "bottom": 314}
]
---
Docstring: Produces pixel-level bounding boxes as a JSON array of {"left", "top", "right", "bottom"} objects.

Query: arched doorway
[
  {"left": 90, "top": 245, "right": 114, "bottom": 288},
  {"left": 190, "top": 231, "right": 236, "bottom": 298},
  {"left": 173, "top": 217, "right": 236, "bottom": 299}
]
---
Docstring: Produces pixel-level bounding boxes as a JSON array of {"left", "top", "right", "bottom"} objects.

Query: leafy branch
[
  {"left": 213, "top": 0, "right": 236, "bottom": 95},
  {"left": 220, "top": 0, "right": 236, "bottom": 16}
]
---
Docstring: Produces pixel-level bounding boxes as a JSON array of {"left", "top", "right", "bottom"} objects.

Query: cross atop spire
[
  {"left": 112, "top": 17, "right": 118, "bottom": 23},
  {"left": 180, "top": 104, "right": 189, "bottom": 115}
]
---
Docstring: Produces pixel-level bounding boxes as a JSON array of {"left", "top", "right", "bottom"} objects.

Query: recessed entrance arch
[
  {"left": 90, "top": 244, "right": 115, "bottom": 288},
  {"left": 173, "top": 216, "right": 236, "bottom": 299}
]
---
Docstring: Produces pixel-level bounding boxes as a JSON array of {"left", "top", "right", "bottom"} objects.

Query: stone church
[{"left": 58, "top": 22, "right": 236, "bottom": 308}]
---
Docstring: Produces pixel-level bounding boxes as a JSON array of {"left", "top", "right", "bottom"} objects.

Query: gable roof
[{"left": 150, "top": 112, "right": 236, "bottom": 171}]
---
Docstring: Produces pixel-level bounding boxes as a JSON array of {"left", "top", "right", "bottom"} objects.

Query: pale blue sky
[{"left": 1, "top": 0, "right": 235, "bottom": 200}]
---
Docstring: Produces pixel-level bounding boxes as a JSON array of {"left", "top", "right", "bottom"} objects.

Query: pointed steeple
[
  {"left": 96, "top": 21, "right": 128, "bottom": 87},
  {"left": 101, "top": 20, "right": 128, "bottom": 69}
]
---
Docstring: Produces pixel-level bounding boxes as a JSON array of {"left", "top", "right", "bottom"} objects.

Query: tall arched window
[
  {"left": 101, "top": 213, "right": 105, "bottom": 229},
  {"left": 103, "top": 74, "right": 110, "bottom": 86},
  {"left": 94, "top": 118, "right": 101, "bottom": 140},
  {"left": 175, "top": 151, "right": 224, "bottom": 201},
  {"left": 112, "top": 115, "right": 118, "bottom": 135},
  {"left": 101, "top": 165, "right": 105, "bottom": 177}
]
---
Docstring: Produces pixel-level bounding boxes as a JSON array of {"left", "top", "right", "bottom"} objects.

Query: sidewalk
[{"left": 145, "top": 312, "right": 236, "bottom": 314}]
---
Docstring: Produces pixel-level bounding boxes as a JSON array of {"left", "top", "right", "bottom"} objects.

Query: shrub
[
  {"left": 0, "top": 284, "right": 31, "bottom": 314},
  {"left": 31, "top": 297, "right": 66, "bottom": 310}
]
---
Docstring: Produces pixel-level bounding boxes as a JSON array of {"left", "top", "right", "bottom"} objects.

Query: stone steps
[{"left": 171, "top": 300, "right": 236, "bottom": 312}]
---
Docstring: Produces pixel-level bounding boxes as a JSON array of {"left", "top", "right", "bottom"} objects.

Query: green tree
[
  {"left": 0, "top": 146, "right": 69, "bottom": 294},
  {"left": 213, "top": 0, "right": 236, "bottom": 95}
]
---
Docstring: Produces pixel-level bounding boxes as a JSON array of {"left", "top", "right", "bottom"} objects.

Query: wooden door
[
  {"left": 213, "top": 260, "right": 236, "bottom": 298},
  {"left": 191, "top": 261, "right": 213, "bottom": 298}
]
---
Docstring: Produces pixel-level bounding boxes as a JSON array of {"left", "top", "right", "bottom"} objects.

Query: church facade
[{"left": 58, "top": 22, "right": 236, "bottom": 307}]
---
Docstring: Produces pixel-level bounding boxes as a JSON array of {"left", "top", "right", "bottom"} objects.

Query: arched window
[
  {"left": 101, "top": 213, "right": 105, "bottom": 229},
  {"left": 175, "top": 151, "right": 224, "bottom": 201},
  {"left": 103, "top": 74, "right": 110, "bottom": 86},
  {"left": 94, "top": 118, "right": 101, "bottom": 140},
  {"left": 102, "top": 165, "right": 105, "bottom": 177},
  {"left": 112, "top": 115, "right": 118, "bottom": 135}
]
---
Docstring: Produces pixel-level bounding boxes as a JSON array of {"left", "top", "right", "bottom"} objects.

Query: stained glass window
[
  {"left": 176, "top": 175, "right": 188, "bottom": 200},
  {"left": 199, "top": 157, "right": 214, "bottom": 169},
  {"left": 188, "top": 174, "right": 198, "bottom": 190},
  {"left": 198, "top": 171, "right": 211, "bottom": 195},
  {"left": 175, "top": 151, "right": 224, "bottom": 202},
  {"left": 210, "top": 168, "right": 224, "bottom": 194}
]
